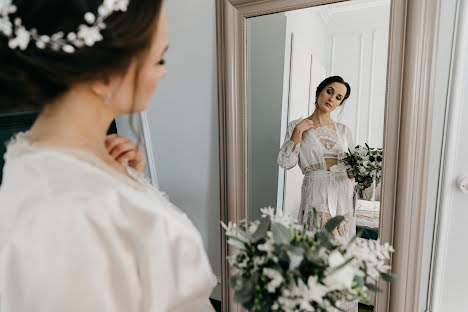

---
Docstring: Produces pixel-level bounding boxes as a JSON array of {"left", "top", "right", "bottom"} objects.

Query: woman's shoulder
[
  {"left": 1, "top": 139, "right": 197, "bottom": 243},
  {"left": 288, "top": 117, "right": 304, "bottom": 128},
  {"left": 335, "top": 121, "right": 352, "bottom": 133},
  {"left": 0, "top": 183, "right": 191, "bottom": 251}
]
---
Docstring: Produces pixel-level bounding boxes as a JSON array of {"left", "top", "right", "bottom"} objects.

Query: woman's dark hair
[
  {"left": 315, "top": 75, "right": 351, "bottom": 106},
  {"left": 0, "top": 0, "right": 164, "bottom": 113}
]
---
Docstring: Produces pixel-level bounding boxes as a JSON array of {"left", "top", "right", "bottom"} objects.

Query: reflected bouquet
[
  {"left": 339, "top": 144, "right": 383, "bottom": 199},
  {"left": 223, "top": 208, "right": 395, "bottom": 312}
]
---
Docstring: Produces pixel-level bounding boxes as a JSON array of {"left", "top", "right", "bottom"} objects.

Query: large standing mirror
[
  {"left": 245, "top": 1, "right": 390, "bottom": 310},
  {"left": 217, "top": 0, "right": 442, "bottom": 310}
]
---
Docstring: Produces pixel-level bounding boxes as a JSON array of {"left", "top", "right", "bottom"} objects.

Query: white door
[{"left": 431, "top": 1, "right": 468, "bottom": 310}]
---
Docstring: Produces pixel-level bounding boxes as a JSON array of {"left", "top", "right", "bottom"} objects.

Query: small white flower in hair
[
  {"left": 0, "top": 0, "right": 131, "bottom": 53},
  {"left": 112, "top": 0, "right": 130, "bottom": 12},
  {"left": 8, "top": 25, "right": 30, "bottom": 50},
  {"left": 0, "top": 1, "right": 16, "bottom": 13},
  {"left": 78, "top": 24, "right": 103, "bottom": 47},
  {"left": 0, "top": 17, "right": 12, "bottom": 36}
]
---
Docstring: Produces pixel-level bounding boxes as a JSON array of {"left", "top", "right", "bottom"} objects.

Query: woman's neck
[
  {"left": 308, "top": 110, "right": 333, "bottom": 125},
  {"left": 28, "top": 88, "right": 117, "bottom": 160}
]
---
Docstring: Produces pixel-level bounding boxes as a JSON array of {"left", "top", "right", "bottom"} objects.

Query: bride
[
  {"left": 278, "top": 76, "right": 357, "bottom": 311},
  {"left": 0, "top": 1, "right": 215, "bottom": 311},
  {"left": 278, "top": 76, "right": 356, "bottom": 238}
]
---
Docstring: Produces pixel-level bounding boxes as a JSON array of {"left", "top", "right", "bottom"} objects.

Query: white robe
[
  {"left": 277, "top": 118, "right": 356, "bottom": 237},
  {"left": 0, "top": 133, "right": 216, "bottom": 312}
]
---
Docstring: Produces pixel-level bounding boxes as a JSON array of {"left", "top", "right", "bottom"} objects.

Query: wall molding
[{"left": 367, "top": 29, "right": 377, "bottom": 142}]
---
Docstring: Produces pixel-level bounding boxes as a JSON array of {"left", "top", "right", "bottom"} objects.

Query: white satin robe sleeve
[
  {"left": 0, "top": 193, "right": 216, "bottom": 312},
  {"left": 277, "top": 120, "right": 301, "bottom": 169}
]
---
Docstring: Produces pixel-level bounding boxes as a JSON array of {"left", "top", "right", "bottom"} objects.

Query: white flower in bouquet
[
  {"left": 306, "top": 276, "right": 329, "bottom": 304},
  {"left": 263, "top": 268, "right": 284, "bottom": 293},
  {"left": 324, "top": 251, "right": 355, "bottom": 291}
]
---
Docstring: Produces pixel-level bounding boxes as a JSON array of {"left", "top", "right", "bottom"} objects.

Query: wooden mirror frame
[{"left": 216, "top": 0, "right": 442, "bottom": 311}]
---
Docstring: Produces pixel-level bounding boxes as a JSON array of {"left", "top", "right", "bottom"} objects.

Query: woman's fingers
[
  {"left": 116, "top": 150, "right": 137, "bottom": 164},
  {"left": 109, "top": 141, "right": 137, "bottom": 159},
  {"left": 105, "top": 135, "right": 130, "bottom": 152},
  {"left": 105, "top": 135, "right": 146, "bottom": 172}
]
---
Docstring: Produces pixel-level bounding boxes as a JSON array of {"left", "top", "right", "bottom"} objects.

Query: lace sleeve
[
  {"left": 277, "top": 140, "right": 300, "bottom": 169},
  {"left": 277, "top": 120, "right": 301, "bottom": 169}
]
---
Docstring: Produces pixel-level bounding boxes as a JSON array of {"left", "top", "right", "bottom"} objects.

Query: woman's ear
[{"left": 89, "top": 75, "right": 112, "bottom": 98}]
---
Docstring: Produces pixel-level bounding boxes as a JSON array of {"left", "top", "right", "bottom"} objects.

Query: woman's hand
[
  {"left": 291, "top": 119, "right": 315, "bottom": 144},
  {"left": 105, "top": 134, "right": 146, "bottom": 173}
]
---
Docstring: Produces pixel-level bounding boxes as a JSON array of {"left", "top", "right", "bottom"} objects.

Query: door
[{"left": 431, "top": 1, "right": 468, "bottom": 310}]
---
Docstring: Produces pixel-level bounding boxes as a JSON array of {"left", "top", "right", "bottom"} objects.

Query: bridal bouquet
[
  {"left": 223, "top": 208, "right": 395, "bottom": 312},
  {"left": 339, "top": 144, "right": 383, "bottom": 199}
]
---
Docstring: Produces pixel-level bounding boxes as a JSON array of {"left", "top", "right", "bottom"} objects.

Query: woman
[
  {"left": 278, "top": 76, "right": 357, "bottom": 311},
  {"left": 0, "top": 1, "right": 216, "bottom": 311},
  {"left": 278, "top": 76, "right": 356, "bottom": 238}
]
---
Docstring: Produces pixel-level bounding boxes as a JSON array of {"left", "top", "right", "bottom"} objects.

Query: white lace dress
[{"left": 0, "top": 133, "right": 217, "bottom": 312}]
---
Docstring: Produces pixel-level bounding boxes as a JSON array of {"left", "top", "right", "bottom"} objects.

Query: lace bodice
[
  {"left": 277, "top": 118, "right": 354, "bottom": 173},
  {"left": 310, "top": 125, "right": 337, "bottom": 150}
]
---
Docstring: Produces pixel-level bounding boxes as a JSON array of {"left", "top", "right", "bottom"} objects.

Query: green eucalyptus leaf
[
  {"left": 283, "top": 244, "right": 304, "bottom": 255},
  {"left": 354, "top": 275, "right": 364, "bottom": 287},
  {"left": 380, "top": 272, "right": 398, "bottom": 282},
  {"left": 236, "top": 228, "right": 252, "bottom": 242},
  {"left": 315, "top": 230, "right": 333, "bottom": 246},
  {"left": 325, "top": 216, "right": 345, "bottom": 233},
  {"left": 234, "top": 290, "right": 253, "bottom": 304},
  {"left": 365, "top": 282, "right": 382, "bottom": 293},
  {"left": 233, "top": 276, "right": 256, "bottom": 304},
  {"left": 252, "top": 217, "right": 270, "bottom": 243},
  {"left": 230, "top": 275, "right": 244, "bottom": 291},
  {"left": 271, "top": 222, "right": 291, "bottom": 244}
]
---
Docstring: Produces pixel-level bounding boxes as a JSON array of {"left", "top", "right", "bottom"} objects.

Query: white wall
[
  {"left": 325, "top": 0, "right": 390, "bottom": 148},
  {"left": 247, "top": 14, "right": 287, "bottom": 221},
  {"left": 282, "top": 0, "right": 390, "bottom": 149},
  {"left": 145, "top": 0, "right": 221, "bottom": 300}
]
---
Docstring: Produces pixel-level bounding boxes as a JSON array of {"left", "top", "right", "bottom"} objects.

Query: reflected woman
[{"left": 277, "top": 76, "right": 356, "bottom": 238}]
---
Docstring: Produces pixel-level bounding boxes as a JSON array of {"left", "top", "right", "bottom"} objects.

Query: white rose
[
  {"left": 328, "top": 250, "right": 345, "bottom": 267},
  {"left": 307, "top": 276, "right": 328, "bottom": 305},
  {"left": 324, "top": 251, "right": 356, "bottom": 291},
  {"left": 263, "top": 268, "right": 284, "bottom": 293}
]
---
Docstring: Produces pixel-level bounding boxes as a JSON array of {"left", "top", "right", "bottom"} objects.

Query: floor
[
  {"left": 359, "top": 303, "right": 374, "bottom": 311},
  {"left": 210, "top": 299, "right": 221, "bottom": 312}
]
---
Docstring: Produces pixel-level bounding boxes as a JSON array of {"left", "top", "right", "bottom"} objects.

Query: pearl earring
[{"left": 104, "top": 92, "right": 112, "bottom": 105}]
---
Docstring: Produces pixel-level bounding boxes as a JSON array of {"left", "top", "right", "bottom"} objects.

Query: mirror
[{"left": 246, "top": 0, "right": 390, "bottom": 309}]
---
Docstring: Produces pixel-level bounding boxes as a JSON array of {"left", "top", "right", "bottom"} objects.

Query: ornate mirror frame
[{"left": 216, "top": 0, "right": 442, "bottom": 311}]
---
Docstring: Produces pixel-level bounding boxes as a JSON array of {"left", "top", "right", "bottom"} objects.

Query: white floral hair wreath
[{"left": 0, "top": 0, "right": 130, "bottom": 53}]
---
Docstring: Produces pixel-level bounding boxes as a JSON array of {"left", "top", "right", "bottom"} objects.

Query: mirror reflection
[{"left": 247, "top": 1, "right": 390, "bottom": 309}]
